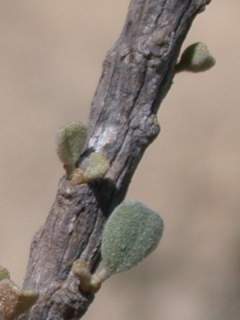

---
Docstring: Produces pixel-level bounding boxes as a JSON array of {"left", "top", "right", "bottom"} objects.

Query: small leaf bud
[
  {"left": 176, "top": 42, "right": 216, "bottom": 73},
  {"left": 56, "top": 122, "right": 87, "bottom": 177},
  {"left": 71, "top": 152, "right": 110, "bottom": 185},
  {"left": 0, "top": 266, "right": 10, "bottom": 281},
  {"left": 83, "top": 152, "right": 109, "bottom": 182}
]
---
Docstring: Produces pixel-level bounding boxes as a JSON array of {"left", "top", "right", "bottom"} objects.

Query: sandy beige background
[{"left": 0, "top": 1, "right": 239, "bottom": 320}]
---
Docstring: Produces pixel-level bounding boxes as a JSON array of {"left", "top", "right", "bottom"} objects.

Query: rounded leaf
[
  {"left": 101, "top": 201, "right": 164, "bottom": 275},
  {"left": 178, "top": 42, "right": 215, "bottom": 72},
  {"left": 56, "top": 122, "right": 87, "bottom": 168}
]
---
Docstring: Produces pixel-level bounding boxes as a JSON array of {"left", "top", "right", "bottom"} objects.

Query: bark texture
[{"left": 20, "top": 0, "right": 211, "bottom": 319}]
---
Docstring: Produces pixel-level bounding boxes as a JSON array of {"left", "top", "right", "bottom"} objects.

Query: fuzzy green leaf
[
  {"left": 56, "top": 122, "right": 87, "bottom": 175},
  {"left": 101, "top": 201, "right": 164, "bottom": 276},
  {"left": 84, "top": 152, "right": 109, "bottom": 181},
  {"left": 176, "top": 42, "right": 216, "bottom": 73}
]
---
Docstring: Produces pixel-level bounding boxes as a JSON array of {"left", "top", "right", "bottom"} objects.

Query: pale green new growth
[
  {"left": 56, "top": 122, "right": 87, "bottom": 177},
  {"left": 176, "top": 42, "right": 216, "bottom": 73},
  {"left": 0, "top": 266, "right": 10, "bottom": 281},
  {"left": 100, "top": 201, "right": 164, "bottom": 279},
  {"left": 84, "top": 152, "right": 110, "bottom": 181},
  {"left": 71, "top": 152, "right": 110, "bottom": 185}
]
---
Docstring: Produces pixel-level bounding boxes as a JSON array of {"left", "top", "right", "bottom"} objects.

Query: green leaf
[
  {"left": 176, "top": 42, "right": 216, "bottom": 73},
  {"left": 101, "top": 201, "right": 164, "bottom": 276},
  {"left": 56, "top": 122, "right": 87, "bottom": 175}
]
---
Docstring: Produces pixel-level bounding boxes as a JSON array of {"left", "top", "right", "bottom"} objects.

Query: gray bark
[{"left": 19, "top": 0, "right": 211, "bottom": 319}]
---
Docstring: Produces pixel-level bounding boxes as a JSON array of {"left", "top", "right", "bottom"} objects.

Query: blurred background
[{"left": 0, "top": 1, "right": 239, "bottom": 319}]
